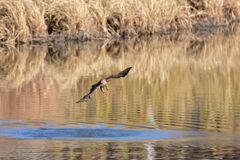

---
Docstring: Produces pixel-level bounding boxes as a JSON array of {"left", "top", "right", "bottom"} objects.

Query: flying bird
[{"left": 76, "top": 67, "right": 132, "bottom": 103}]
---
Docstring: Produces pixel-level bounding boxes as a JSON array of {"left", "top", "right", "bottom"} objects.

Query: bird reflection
[{"left": 76, "top": 67, "right": 132, "bottom": 103}]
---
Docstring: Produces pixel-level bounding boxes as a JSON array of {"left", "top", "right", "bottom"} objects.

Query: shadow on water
[{"left": 1, "top": 27, "right": 240, "bottom": 159}]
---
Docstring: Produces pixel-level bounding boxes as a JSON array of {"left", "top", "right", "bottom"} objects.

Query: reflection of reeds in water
[
  {"left": 1, "top": 31, "right": 240, "bottom": 132},
  {"left": 0, "top": 30, "right": 239, "bottom": 84},
  {"left": 0, "top": 45, "right": 47, "bottom": 88},
  {"left": 3, "top": 139, "right": 240, "bottom": 159}
]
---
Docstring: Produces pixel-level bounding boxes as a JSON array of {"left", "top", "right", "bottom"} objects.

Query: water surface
[{"left": 1, "top": 29, "right": 240, "bottom": 159}]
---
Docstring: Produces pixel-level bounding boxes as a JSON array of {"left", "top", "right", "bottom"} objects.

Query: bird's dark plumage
[{"left": 76, "top": 67, "right": 132, "bottom": 103}]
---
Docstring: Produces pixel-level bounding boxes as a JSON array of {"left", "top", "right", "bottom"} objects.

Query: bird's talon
[{"left": 100, "top": 87, "right": 104, "bottom": 93}]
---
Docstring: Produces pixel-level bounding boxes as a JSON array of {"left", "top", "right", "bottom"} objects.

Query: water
[{"left": 1, "top": 29, "right": 240, "bottom": 159}]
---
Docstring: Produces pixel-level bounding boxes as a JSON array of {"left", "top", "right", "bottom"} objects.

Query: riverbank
[{"left": 0, "top": 0, "right": 239, "bottom": 44}]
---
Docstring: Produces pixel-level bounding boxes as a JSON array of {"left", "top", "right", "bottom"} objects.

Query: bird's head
[{"left": 100, "top": 79, "right": 108, "bottom": 85}]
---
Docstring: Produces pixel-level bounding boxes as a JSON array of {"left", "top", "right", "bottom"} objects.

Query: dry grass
[
  {"left": 0, "top": 0, "right": 239, "bottom": 43},
  {"left": 0, "top": 0, "right": 47, "bottom": 43}
]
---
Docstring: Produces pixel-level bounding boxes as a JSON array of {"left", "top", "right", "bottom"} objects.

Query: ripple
[
  {"left": 0, "top": 127, "right": 179, "bottom": 140},
  {"left": 0, "top": 123, "right": 205, "bottom": 141}
]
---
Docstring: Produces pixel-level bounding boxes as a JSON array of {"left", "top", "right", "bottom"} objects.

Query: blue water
[{"left": 0, "top": 120, "right": 187, "bottom": 140}]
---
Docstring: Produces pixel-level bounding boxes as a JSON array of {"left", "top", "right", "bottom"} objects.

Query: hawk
[{"left": 76, "top": 67, "right": 132, "bottom": 103}]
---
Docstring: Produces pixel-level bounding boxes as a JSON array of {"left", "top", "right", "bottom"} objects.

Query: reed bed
[{"left": 0, "top": 0, "right": 239, "bottom": 44}]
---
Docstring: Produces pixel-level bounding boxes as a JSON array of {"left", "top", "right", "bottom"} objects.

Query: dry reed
[
  {"left": 0, "top": 0, "right": 47, "bottom": 43},
  {"left": 0, "top": 0, "right": 239, "bottom": 44}
]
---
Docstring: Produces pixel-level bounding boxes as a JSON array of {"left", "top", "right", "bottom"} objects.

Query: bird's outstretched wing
[
  {"left": 76, "top": 82, "right": 101, "bottom": 103},
  {"left": 76, "top": 67, "right": 132, "bottom": 103},
  {"left": 105, "top": 67, "right": 132, "bottom": 80}
]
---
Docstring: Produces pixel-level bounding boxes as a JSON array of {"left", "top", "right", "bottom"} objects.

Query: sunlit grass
[
  {"left": 0, "top": 0, "right": 47, "bottom": 43},
  {"left": 0, "top": 0, "right": 239, "bottom": 43}
]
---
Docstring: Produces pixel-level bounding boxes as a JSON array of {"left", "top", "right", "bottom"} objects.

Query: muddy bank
[{"left": 0, "top": 0, "right": 239, "bottom": 44}]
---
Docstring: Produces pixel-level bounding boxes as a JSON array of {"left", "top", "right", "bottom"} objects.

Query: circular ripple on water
[{"left": 0, "top": 126, "right": 195, "bottom": 140}]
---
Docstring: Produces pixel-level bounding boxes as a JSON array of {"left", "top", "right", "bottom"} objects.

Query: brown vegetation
[{"left": 0, "top": 0, "right": 239, "bottom": 44}]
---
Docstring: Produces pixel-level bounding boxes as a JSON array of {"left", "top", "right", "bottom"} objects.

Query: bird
[{"left": 76, "top": 67, "right": 132, "bottom": 103}]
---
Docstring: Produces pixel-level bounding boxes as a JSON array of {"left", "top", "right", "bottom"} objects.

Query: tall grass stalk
[
  {"left": 0, "top": 0, "right": 47, "bottom": 43},
  {"left": 0, "top": 0, "right": 239, "bottom": 43}
]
